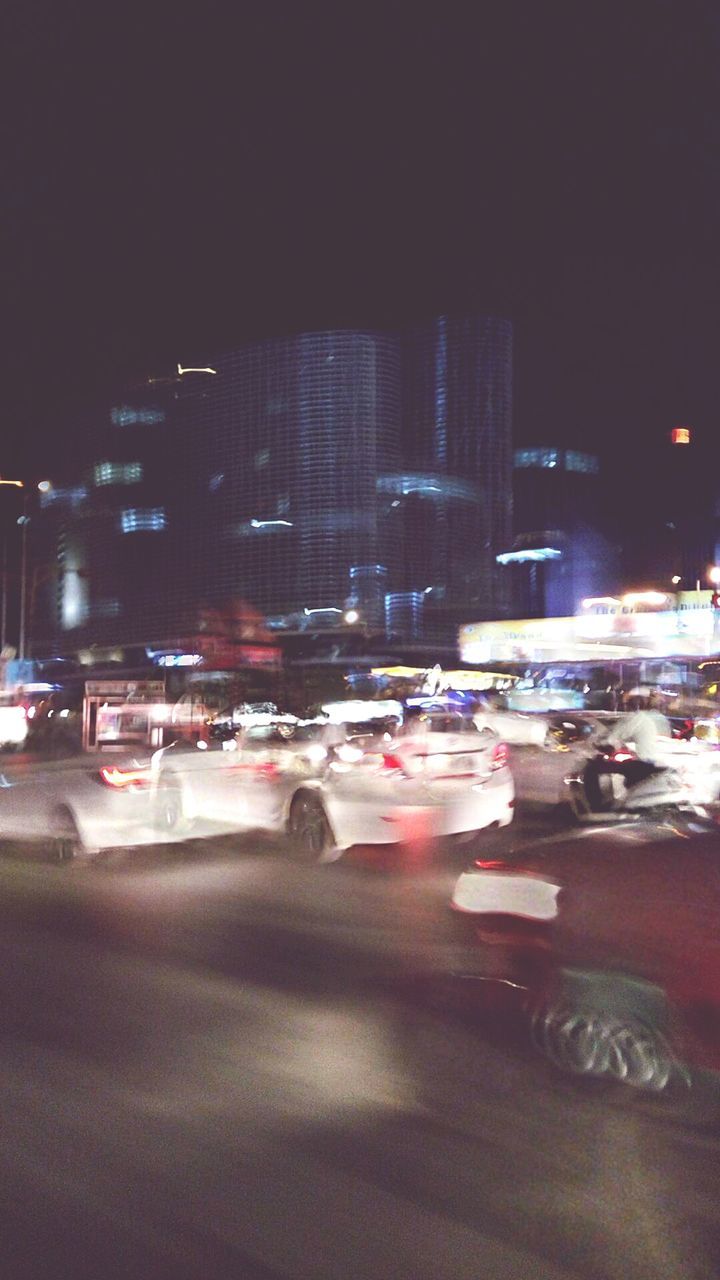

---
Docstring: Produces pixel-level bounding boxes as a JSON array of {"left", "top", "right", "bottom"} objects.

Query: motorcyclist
[
  {"left": 583, "top": 691, "right": 673, "bottom": 811},
  {"left": 609, "top": 692, "right": 672, "bottom": 762}
]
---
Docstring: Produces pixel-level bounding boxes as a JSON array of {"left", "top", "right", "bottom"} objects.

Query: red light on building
[{"left": 671, "top": 427, "right": 691, "bottom": 445}]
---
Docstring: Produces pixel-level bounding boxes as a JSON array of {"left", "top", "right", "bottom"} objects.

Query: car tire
[
  {"left": 531, "top": 995, "right": 676, "bottom": 1093},
  {"left": 50, "top": 808, "right": 84, "bottom": 864},
  {"left": 288, "top": 792, "right": 335, "bottom": 862}
]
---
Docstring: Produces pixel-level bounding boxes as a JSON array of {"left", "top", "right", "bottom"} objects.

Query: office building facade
[
  {"left": 32, "top": 316, "right": 512, "bottom": 654},
  {"left": 500, "top": 446, "right": 617, "bottom": 617}
]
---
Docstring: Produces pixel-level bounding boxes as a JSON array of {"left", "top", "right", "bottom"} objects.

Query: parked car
[
  {"left": 450, "top": 826, "right": 720, "bottom": 1096},
  {"left": 152, "top": 707, "right": 515, "bottom": 859}
]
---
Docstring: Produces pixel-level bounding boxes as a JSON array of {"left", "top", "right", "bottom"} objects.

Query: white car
[
  {"left": 0, "top": 752, "right": 156, "bottom": 860},
  {"left": 474, "top": 707, "right": 551, "bottom": 747},
  {"left": 152, "top": 710, "right": 515, "bottom": 859},
  {"left": 0, "top": 694, "right": 28, "bottom": 751}
]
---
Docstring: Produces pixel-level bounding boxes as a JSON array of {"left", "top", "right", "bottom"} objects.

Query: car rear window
[{"left": 425, "top": 716, "right": 481, "bottom": 734}]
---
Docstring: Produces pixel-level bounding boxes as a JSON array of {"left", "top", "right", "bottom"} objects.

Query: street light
[
  {"left": 17, "top": 509, "right": 31, "bottom": 661},
  {"left": 709, "top": 566, "right": 720, "bottom": 586}
]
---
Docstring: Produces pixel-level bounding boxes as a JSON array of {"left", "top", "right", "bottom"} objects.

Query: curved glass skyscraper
[{"left": 33, "top": 315, "right": 512, "bottom": 651}]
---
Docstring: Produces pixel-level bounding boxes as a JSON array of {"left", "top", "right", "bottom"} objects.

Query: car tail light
[
  {"left": 490, "top": 742, "right": 509, "bottom": 771},
  {"left": 382, "top": 752, "right": 409, "bottom": 776},
  {"left": 256, "top": 761, "right": 280, "bottom": 779},
  {"left": 98, "top": 765, "right": 150, "bottom": 790}
]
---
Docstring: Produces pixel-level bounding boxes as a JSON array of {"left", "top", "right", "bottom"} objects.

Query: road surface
[{"left": 0, "top": 746, "right": 717, "bottom": 1279}]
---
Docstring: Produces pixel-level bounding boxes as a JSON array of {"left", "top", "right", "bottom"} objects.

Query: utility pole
[
  {"left": 18, "top": 499, "right": 28, "bottom": 661},
  {"left": 1, "top": 539, "right": 6, "bottom": 653}
]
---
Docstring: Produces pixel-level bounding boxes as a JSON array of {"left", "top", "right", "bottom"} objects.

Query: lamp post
[
  {"left": 1, "top": 540, "right": 7, "bottom": 654},
  {"left": 17, "top": 500, "right": 29, "bottom": 661}
]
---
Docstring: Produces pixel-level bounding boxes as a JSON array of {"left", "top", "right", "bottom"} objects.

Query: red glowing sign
[{"left": 671, "top": 427, "right": 691, "bottom": 445}]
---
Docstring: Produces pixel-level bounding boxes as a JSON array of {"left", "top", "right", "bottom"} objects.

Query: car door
[{"left": 213, "top": 726, "right": 288, "bottom": 830}]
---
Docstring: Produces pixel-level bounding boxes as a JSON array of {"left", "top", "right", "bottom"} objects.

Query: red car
[{"left": 450, "top": 826, "right": 720, "bottom": 1095}]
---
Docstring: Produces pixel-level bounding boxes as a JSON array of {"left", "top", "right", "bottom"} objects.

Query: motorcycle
[{"left": 564, "top": 738, "right": 720, "bottom": 825}]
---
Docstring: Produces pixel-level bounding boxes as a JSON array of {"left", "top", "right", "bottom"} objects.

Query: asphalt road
[{"left": 0, "top": 749, "right": 718, "bottom": 1279}]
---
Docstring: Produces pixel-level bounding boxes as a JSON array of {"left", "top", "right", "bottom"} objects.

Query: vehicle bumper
[{"left": 326, "top": 774, "right": 515, "bottom": 848}]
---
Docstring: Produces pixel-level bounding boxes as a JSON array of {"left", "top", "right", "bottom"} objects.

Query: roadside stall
[{"left": 83, "top": 680, "right": 167, "bottom": 751}]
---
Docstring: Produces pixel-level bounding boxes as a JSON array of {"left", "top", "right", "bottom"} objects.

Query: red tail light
[
  {"left": 382, "top": 752, "right": 408, "bottom": 776},
  {"left": 490, "top": 742, "right": 509, "bottom": 771},
  {"left": 256, "top": 761, "right": 280, "bottom": 779},
  {"left": 99, "top": 765, "right": 150, "bottom": 789}
]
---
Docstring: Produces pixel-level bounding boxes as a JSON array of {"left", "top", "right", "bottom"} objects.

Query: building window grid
[
  {"left": 93, "top": 461, "right": 143, "bottom": 487},
  {"left": 119, "top": 507, "right": 166, "bottom": 533},
  {"left": 40, "top": 318, "right": 511, "bottom": 639}
]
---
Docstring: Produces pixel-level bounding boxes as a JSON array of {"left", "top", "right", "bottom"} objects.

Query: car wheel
[
  {"left": 50, "top": 808, "right": 83, "bottom": 864},
  {"left": 288, "top": 792, "right": 334, "bottom": 862},
  {"left": 532, "top": 999, "right": 675, "bottom": 1092},
  {"left": 155, "top": 777, "right": 193, "bottom": 837}
]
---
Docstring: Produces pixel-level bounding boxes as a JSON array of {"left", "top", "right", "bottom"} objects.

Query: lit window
[
  {"left": 565, "top": 450, "right": 599, "bottom": 474},
  {"left": 671, "top": 427, "right": 691, "bottom": 445},
  {"left": 93, "top": 461, "right": 143, "bottom": 486},
  {"left": 254, "top": 448, "right": 270, "bottom": 470},
  {"left": 236, "top": 518, "right": 293, "bottom": 536},
  {"left": 39, "top": 485, "right": 87, "bottom": 509},
  {"left": 514, "top": 448, "right": 551, "bottom": 469},
  {"left": 276, "top": 494, "right": 290, "bottom": 514},
  {"left": 111, "top": 405, "right": 165, "bottom": 426},
  {"left": 376, "top": 473, "right": 480, "bottom": 502},
  {"left": 208, "top": 472, "right": 225, "bottom": 492},
  {"left": 120, "top": 508, "right": 166, "bottom": 533}
]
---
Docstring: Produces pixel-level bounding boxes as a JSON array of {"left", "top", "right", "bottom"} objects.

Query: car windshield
[{"left": 243, "top": 722, "right": 324, "bottom": 746}]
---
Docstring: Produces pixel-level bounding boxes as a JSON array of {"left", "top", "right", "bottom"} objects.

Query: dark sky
[{"left": 2, "top": 0, "right": 719, "bottom": 481}]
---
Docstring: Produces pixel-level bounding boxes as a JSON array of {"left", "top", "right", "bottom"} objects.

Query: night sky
[{"left": 2, "top": 1, "right": 719, "bottom": 489}]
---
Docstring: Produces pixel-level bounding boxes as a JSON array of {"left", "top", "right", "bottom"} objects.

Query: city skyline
[{"left": 31, "top": 314, "right": 514, "bottom": 651}]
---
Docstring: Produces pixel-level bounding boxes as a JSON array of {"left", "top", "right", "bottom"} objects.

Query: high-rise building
[
  {"left": 32, "top": 316, "right": 512, "bottom": 654},
  {"left": 500, "top": 446, "right": 617, "bottom": 617},
  {"left": 177, "top": 331, "right": 400, "bottom": 618},
  {"left": 395, "top": 316, "right": 513, "bottom": 627}
]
